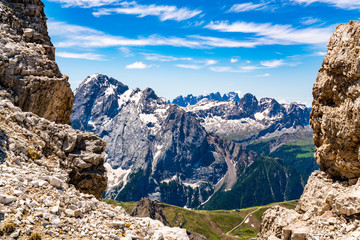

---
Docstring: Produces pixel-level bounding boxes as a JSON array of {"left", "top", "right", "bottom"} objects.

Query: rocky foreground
[
  {"left": 0, "top": 94, "right": 189, "bottom": 239},
  {"left": 258, "top": 20, "right": 360, "bottom": 240}
]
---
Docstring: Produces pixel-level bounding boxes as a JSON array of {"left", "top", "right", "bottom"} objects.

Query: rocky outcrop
[
  {"left": 0, "top": 0, "right": 107, "bottom": 199},
  {"left": 0, "top": 0, "right": 73, "bottom": 124},
  {"left": 0, "top": 98, "right": 188, "bottom": 239},
  {"left": 258, "top": 21, "right": 360, "bottom": 240},
  {"left": 0, "top": 92, "right": 107, "bottom": 198},
  {"left": 311, "top": 20, "right": 360, "bottom": 179},
  {"left": 130, "top": 198, "right": 169, "bottom": 226}
]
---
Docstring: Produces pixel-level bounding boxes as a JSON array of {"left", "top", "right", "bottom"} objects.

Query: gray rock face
[
  {"left": 311, "top": 20, "right": 360, "bottom": 179},
  {"left": 259, "top": 21, "right": 360, "bottom": 240},
  {"left": 72, "top": 74, "right": 255, "bottom": 208},
  {"left": 0, "top": 0, "right": 73, "bottom": 124}
]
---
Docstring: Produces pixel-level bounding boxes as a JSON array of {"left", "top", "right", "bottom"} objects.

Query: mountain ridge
[{"left": 71, "top": 73, "right": 315, "bottom": 210}]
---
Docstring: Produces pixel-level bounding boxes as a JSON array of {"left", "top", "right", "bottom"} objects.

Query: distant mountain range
[
  {"left": 71, "top": 74, "right": 316, "bottom": 209},
  {"left": 172, "top": 92, "right": 241, "bottom": 107}
]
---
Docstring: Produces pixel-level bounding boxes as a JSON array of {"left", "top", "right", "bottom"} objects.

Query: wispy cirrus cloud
[
  {"left": 260, "top": 59, "right": 285, "bottom": 68},
  {"left": 57, "top": 51, "right": 105, "bottom": 60},
  {"left": 143, "top": 53, "right": 192, "bottom": 62},
  {"left": 175, "top": 59, "right": 217, "bottom": 70},
  {"left": 290, "top": 0, "right": 360, "bottom": 10},
  {"left": 210, "top": 59, "right": 287, "bottom": 73},
  {"left": 47, "top": 0, "right": 121, "bottom": 7},
  {"left": 48, "top": 20, "right": 331, "bottom": 52},
  {"left": 48, "top": 21, "right": 272, "bottom": 49},
  {"left": 205, "top": 21, "right": 334, "bottom": 45},
  {"left": 228, "top": 2, "right": 268, "bottom": 12},
  {"left": 175, "top": 64, "right": 202, "bottom": 70},
  {"left": 93, "top": 2, "right": 202, "bottom": 21},
  {"left": 300, "top": 17, "right": 321, "bottom": 25},
  {"left": 126, "top": 61, "right": 151, "bottom": 69}
]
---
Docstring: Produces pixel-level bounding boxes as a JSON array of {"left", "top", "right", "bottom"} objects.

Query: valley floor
[{"left": 104, "top": 199, "right": 298, "bottom": 240}]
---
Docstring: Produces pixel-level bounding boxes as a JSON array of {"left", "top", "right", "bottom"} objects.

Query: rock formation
[
  {"left": 0, "top": 0, "right": 73, "bottom": 124},
  {"left": 258, "top": 20, "right": 360, "bottom": 240},
  {"left": 130, "top": 198, "right": 169, "bottom": 226},
  {"left": 0, "top": 97, "right": 188, "bottom": 239},
  {"left": 0, "top": 0, "right": 105, "bottom": 200}
]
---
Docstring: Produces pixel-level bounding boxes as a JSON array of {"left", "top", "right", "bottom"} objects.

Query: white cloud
[
  {"left": 205, "top": 59, "right": 217, "bottom": 65},
  {"left": 119, "top": 47, "right": 133, "bottom": 57},
  {"left": 230, "top": 58, "right": 239, "bottom": 63},
  {"left": 257, "top": 73, "right": 270, "bottom": 77},
  {"left": 205, "top": 21, "right": 334, "bottom": 45},
  {"left": 93, "top": 2, "right": 201, "bottom": 21},
  {"left": 57, "top": 51, "right": 105, "bottom": 60},
  {"left": 175, "top": 64, "right": 202, "bottom": 70},
  {"left": 209, "top": 67, "right": 236, "bottom": 72},
  {"left": 126, "top": 61, "right": 151, "bottom": 69},
  {"left": 47, "top": 0, "right": 121, "bottom": 7},
  {"left": 48, "top": 21, "right": 271, "bottom": 49},
  {"left": 49, "top": 20, "right": 331, "bottom": 51},
  {"left": 143, "top": 53, "right": 192, "bottom": 62},
  {"left": 228, "top": 2, "right": 267, "bottom": 12},
  {"left": 290, "top": 0, "right": 360, "bottom": 10},
  {"left": 300, "top": 17, "right": 321, "bottom": 25},
  {"left": 314, "top": 51, "right": 326, "bottom": 56},
  {"left": 260, "top": 59, "right": 285, "bottom": 68}
]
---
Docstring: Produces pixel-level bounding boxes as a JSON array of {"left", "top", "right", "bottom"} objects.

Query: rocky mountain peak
[
  {"left": 0, "top": 0, "right": 74, "bottom": 124},
  {"left": 71, "top": 73, "right": 129, "bottom": 131},
  {"left": 259, "top": 20, "right": 360, "bottom": 240}
]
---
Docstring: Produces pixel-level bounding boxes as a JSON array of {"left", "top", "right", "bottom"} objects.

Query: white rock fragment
[
  {"left": 49, "top": 176, "right": 63, "bottom": 188},
  {"left": 0, "top": 194, "right": 16, "bottom": 204}
]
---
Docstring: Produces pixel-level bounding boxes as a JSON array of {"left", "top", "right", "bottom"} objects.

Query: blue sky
[{"left": 43, "top": 0, "right": 360, "bottom": 106}]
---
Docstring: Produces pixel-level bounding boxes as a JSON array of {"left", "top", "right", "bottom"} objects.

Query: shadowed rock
[{"left": 130, "top": 198, "right": 169, "bottom": 226}]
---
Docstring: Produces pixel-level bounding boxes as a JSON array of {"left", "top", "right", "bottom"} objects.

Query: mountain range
[{"left": 71, "top": 73, "right": 315, "bottom": 209}]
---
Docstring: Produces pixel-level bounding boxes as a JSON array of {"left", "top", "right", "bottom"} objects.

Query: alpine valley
[{"left": 71, "top": 74, "right": 316, "bottom": 210}]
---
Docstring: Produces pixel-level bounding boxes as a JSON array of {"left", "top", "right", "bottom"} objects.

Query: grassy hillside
[
  {"left": 104, "top": 199, "right": 297, "bottom": 240},
  {"left": 200, "top": 158, "right": 303, "bottom": 210},
  {"left": 200, "top": 132, "right": 316, "bottom": 210}
]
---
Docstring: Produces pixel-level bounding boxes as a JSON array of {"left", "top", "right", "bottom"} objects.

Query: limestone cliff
[
  {"left": 258, "top": 20, "right": 360, "bottom": 240},
  {"left": 0, "top": 0, "right": 73, "bottom": 124}
]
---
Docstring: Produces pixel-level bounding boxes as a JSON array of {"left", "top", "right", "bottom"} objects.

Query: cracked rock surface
[
  {"left": 258, "top": 21, "right": 360, "bottom": 240},
  {"left": 0, "top": 0, "right": 73, "bottom": 124},
  {"left": 0, "top": 97, "right": 189, "bottom": 240}
]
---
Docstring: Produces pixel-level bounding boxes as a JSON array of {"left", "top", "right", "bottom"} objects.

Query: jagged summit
[
  {"left": 184, "top": 93, "right": 310, "bottom": 142},
  {"left": 172, "top": 91, "right": 242, "bottom": 107}
]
